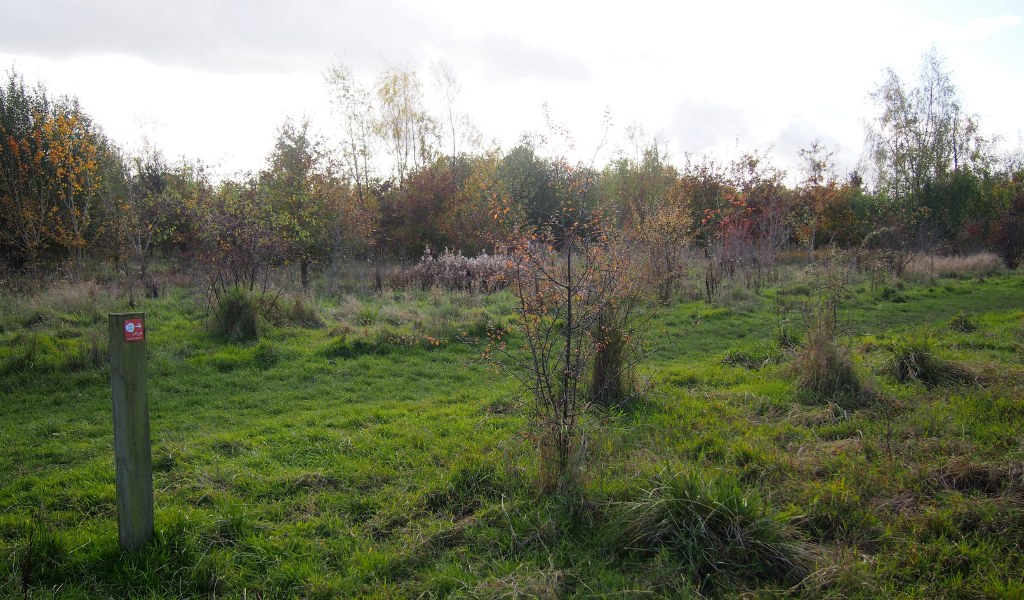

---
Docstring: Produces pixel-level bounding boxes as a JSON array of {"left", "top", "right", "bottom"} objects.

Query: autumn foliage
[{"left": 2, "top": 53, "right": 1023, "bottom": 288}]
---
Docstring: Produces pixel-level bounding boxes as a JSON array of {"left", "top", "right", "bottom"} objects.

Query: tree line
[{"left": 2, "top": 49, "right": 1022, "bottom": 293}]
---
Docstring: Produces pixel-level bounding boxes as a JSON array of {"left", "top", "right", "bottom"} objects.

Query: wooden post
[{"left": 108, "top": 312, "right": 153, "bottom": 551}]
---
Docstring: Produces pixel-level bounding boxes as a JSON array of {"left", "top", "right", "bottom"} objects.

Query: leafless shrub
[
  {"left": 862, "top": 228, "right": 917, "bottom": 278},
  {"left": 195, "top": 179, "right": 285, "bottom": 300},
  {"left": 633, "top": 197, "right": 693, "bottom": 303}
]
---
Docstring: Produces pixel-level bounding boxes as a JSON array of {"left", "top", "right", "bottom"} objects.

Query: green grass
[{"left": 2, "top": 271, "right": 1024, "bottom": 598}]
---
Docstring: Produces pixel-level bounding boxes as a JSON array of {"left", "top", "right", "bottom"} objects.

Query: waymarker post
[{"left": 108, "top": 312, "right": 153, "bottom": 551}]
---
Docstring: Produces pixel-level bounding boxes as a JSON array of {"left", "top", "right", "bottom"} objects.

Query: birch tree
[
  {"left": 325, "top": 62, "right": 376, "bottom": 203},
  {"left": 374, "top": 64, "right": 436, "bottom": 180},
  {"left": 864, "top": 47, "right": 992, "bottom": 204}
]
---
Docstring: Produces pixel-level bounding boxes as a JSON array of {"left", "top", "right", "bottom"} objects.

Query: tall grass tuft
[
  {"left": 794, "top": 321, "right": 871, "bottom": 405},
  {"left": 883, "top": 336, "right": 976, "bottom": 386},
  {"left": 61, "top": 333, "right": 106, "bottom": 372},
  {"left": 424, "top": 460, "right": 508, "bottom": 517},
  {"left": 214, "top": 287, "right": 259, "bottom": 343},
  {"left": 286, "top": 295, "right": 325, "bottom": 329},
  {"left": 619, "top": 468, "right": 813, "bottom": 590},
  {"left": 589, "top": 309, "right": 633, "bottom": 407},
  {"left": 949, "top": 311, "right": 977, "bottom": 334}
]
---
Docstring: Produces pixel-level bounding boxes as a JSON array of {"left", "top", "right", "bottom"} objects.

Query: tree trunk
[
  {"left": 301, "top": 257, "right": 310, "bottom": 292},
  {"left": 808, "top": 225, "right": 816, "bottom": 265}
]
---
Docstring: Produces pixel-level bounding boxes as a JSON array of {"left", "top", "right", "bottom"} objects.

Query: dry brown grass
[
  {"left": 30, "top": 280, "right": 116, "bottom": 316},
  {"left": 785, "top": 402, "right": 851, "bottom": 428},
  {"left": 380, "top": 303, "right": 428, "bottom": 327},
  {"left": 928, "top": 458, "right": 1023, "bottom": 496},
  {"left": 905, "top": 252, "right": 1004, "bottom": 279},
  {"left": 0, "top": 280, "right": 120, "bottom": 331},
  {"left": 456, "top": 565, "right": 564, "bottom": 599}
]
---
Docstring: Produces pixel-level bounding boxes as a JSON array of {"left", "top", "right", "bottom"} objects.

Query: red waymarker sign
[{"left": 124, "top": 319, "right": 144, "bottom": 342}]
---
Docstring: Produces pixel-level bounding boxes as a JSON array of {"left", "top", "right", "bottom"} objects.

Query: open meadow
[{"left": 2, "top": 254, "right": 1023, "bottom": 599}]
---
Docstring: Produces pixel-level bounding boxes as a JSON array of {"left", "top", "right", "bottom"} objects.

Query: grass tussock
[
  {"left": 949, "top": 310, "right": 978, "bottom": 333},
  {"left": 251, "top": 340, "right": 280, "bottom": 369},
  {"left": 928, "top": 458, "right": 1022, "bottom": 496},
  {"left": 619, "top": 468, "right": 814, "bottom": 589},
  {"left": 213, "top": 287, "right": 259, "bottom": 343},
  {"left": 589, "top": 312, "right": 634, "bottom": 407},
  {"left": 883, "top": 336, "right": 977, "bottom": 386},
  {"left": 424, "top": 460, "right": 509, "bottom": 517},
  {"left": 212, "top": 289, "right": 326, "bottom": 343},
  {"left": 281, "top": 295, "right": 325, "bottom": 329},
  {"left": 795, "top": 326, "right": 872, "bottom": 405}
]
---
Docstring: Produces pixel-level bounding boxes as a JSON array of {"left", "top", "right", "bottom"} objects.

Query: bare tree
[{"left": 431, "top": 59, "right": 461, "bottom": 167}]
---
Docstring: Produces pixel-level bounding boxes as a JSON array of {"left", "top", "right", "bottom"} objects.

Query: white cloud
[
  {"left": 668, "top": 98, "right": 752, "bottom": 154},
  {"left": 768, "top": 118, "right": 860, "bottom": 179},
  {"left": 467, "top": 34, "right": 593, "bottom": 84},
  {"left": 962, "top": 15, "right": 1020, "bottom": 39},
  {"left": 0, "top": 0, "right": 446, "bottom": 73},
  {"left": 1, "top": 0, "right": 1020, "bottom": 177},
  {"left": 925, "top": 13, "right": 1021, "bottom": 42}
]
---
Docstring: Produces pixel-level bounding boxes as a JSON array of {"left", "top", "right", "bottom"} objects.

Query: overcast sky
[{"left": 2, "top": 0, "right": 1022, "bottom": 180}]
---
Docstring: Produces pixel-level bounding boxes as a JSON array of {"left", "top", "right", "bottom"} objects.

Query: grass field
[{"left": 1, "top": 261, "right": 1023, "bottom": 598}]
